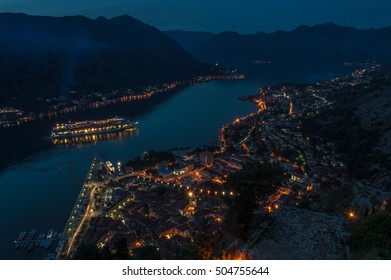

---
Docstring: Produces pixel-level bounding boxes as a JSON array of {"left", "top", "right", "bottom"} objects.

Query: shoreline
[
  {"left": 0, "top": 80, "right": 214, "bottom": 174},
  {"left": 1, "top": 74, "right": 244, "bottom": 129}
]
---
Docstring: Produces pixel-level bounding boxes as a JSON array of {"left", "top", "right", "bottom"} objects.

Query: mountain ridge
[
  {"left": 0, "top": 13, "right": 211, "bottom": 108},
  {"left": 165, "top": 23, "right": 391, "bottom": 73}
]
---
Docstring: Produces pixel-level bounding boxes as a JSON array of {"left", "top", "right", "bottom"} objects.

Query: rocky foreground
[{"left": 248, "top": 207, "right": 347, "bottom": 259}]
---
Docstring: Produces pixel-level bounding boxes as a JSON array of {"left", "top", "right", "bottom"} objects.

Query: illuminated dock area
[{"left": 56, "top": 156, "right": 106, "bottom": 259}]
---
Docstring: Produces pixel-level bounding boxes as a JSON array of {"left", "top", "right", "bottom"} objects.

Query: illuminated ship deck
[{"left": 51, "top": 118, "right": 137, "bottom": 139}]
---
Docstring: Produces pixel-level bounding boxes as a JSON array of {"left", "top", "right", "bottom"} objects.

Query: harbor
[
  {"left": 0, "top": 79, "right": 261, "bottom": 259},
  {"left": 14, "top": 229, "right": 63, "bottom": 259}
]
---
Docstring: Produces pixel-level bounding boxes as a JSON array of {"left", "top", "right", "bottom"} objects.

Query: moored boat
[
  {"left": 26, "top": 242, "right": 34, "bottom": 253},
  {"left": 47, "top": 229, "right": 54, "bottom": 239},
  {"left": 18, "top": 231, "right": 26, "bottom": 240},
  {"left": 26, "top": 230, "right": 36, "bottom": 241}
]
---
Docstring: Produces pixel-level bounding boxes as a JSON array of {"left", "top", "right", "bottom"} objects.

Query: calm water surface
[{"left": 0, "top": 79, "right": 261, "bottom": 259}]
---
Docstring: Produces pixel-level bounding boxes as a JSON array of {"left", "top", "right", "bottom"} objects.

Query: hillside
[
  {"left": 164, "top": 30, "right": 215, "bottom": 52},
  {"left": 303, "top": 70, "right": 391, "bottom": 189},
  {"left": 0, "top": 13, "right": 210, "bottom": 108},
  {"left": 171, "top": 23, "right": 391, "bottom": 74}
]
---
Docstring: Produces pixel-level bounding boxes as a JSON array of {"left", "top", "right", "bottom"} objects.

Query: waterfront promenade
[{"left": 56, "top": 156, "right": 104, "bottom": 259}]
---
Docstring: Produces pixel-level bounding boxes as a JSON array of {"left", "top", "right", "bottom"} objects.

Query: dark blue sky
[{"left": 1, "top": 0, "right": 390, "bottom": 33}]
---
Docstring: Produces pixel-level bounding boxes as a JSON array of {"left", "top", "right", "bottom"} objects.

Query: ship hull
[
  {"left": 50, "top": 125, "right": 134, "bottom": 139},
  {"left": 50, "top": 118, "right": 137, "bottom": 139}
]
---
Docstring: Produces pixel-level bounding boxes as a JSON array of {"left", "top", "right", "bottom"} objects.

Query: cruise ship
[{"left": 51, "top": 117, "right": 137, "bottom": 139}]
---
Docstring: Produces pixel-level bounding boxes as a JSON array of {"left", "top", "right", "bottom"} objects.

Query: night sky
[{"left": 1, "top": 0, "right": 390, "bottom": 33}]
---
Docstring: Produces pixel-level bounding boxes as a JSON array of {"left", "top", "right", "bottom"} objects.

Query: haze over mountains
[
  {"left": 0, "top": 13, "right": 210, "bottom": 105},
  {"left": 2, "top": 12, "right": 391, "bottom": 109},
  {"left": 165, "top": 23, "right": 391, "bottom": 73},
  {"left": 164, "top": 30, "right": 215, "bottom": 52}
]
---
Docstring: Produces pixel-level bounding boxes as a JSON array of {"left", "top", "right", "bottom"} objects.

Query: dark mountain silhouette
[
  {"left": 164, "top": 30, "right": 215, "bottom": 52},
  {"left": 0, "top": 13, "right": 211, "bottom": 106},
  {"left": 169, "top": 23, "right": 391, "bottom": 73}
]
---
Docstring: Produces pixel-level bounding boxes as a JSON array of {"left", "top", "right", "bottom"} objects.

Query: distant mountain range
[
  {"left": 0, "top": 13, "right": 210, "bottom": 106},
  {"left": 164, "top": 30, "right": 215, "bottom": 52},
  {"left": 2, "top": 13, "right": 391, "bottom": 109},
  {"left": 165, "top": 23, "right": 391, "bottom": 73}
]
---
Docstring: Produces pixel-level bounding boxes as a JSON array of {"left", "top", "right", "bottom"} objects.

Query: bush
[{"left": 349, "top": 212, "right": 391, "bottom": 259}]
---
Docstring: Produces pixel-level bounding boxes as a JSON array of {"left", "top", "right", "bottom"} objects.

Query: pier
[{"left": 56, "top": 156, "right": 105, "bottom": 259}]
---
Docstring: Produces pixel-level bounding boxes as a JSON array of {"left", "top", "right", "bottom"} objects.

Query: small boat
[
  {"left": 26, "top": 243, "right": 34, "bottom": 253},
  {"left": 14, "top": 241, "right": 21, "bottom": 249},
  {"left": 40, "top": 239, "right": 52, "bottom": 250},
  {"left": 47, "top": 229, "right": 54, "bottom": 239},
  {"left": 38, "top": 233, "right": 45, "bottom": 240},
  {"left": 52, "top": 232, "right": 58, "bottom": 239},
  {"left": 27, "top": 230, "right": 36, "bottom": 241},
  {"left": 18, "top": 231, "right": 26, "bottom": 240},
  {"left": 44, "top": 240, "right": 52, "bottom": 250}
]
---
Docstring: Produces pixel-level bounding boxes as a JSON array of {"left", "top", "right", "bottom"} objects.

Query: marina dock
[{"left": 14, "top": 229, "right": 62, "bottom": 256}]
